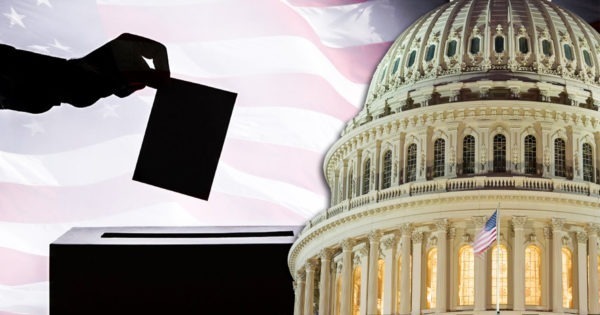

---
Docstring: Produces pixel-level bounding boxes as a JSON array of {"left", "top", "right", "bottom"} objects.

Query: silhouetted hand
[{"left": 64, "top": 33, "right": 170, "bottom": 107}]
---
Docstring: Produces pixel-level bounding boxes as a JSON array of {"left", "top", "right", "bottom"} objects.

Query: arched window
[
  {"left": 564, "top": 44, "right": 574, "bottom": 61},
  {"left": 583, "top": 50, "right": 593, "bottom": 67},
  {"left": 494, "top": 36, "right": 505, "bottom": 53},
  {"left": 425, "top": 44, "right": 436, "bottom": 62},
  {"left": 434, "top": 139, "right": 445, "bottom": 177},
  {"left": 555, "top": 139, "right": 566, "bottom": 177},
  {"left": 392, "top": 58, "right": 400, "bottom": 74},
  {"left": 562, "top": 248, "right": 574, "bottom": 308},
  {"left": 491, "top": 244, "right": 508, "bottom": 305},
  {"left": 525, "top": 245, "right": 542, "bottom": 305},
  {"left": 583, "top": 143, "right": 594, "bottom": 183},
  {"left": 447, "top": 40, "right": 457, "bottom": 57},
  {"left": 379, "top": 67, "right": 387, "bottom": 82},
  {"left": 353, "top": 265, "right": 361, "bottom": 315},
  {"left": 407, "top": 50, "right": 417, "bottom": 67},
  {"left": 542, "top": 40, "right": 553, "bottom": 56},
  {"left": 377, "top": 259, "right": 385, "bottom": 315},
  {"left": 524, "top": 135, "right": 537, "bottom": 175},
  {"left": 463, "top": 135, "right": 476, "bottom": 174},
  {"left": 458, "top": 246, "right": 475, "bottom": 306},
  {"left": 470, "top": 37, "right": 481, "bottom": 54},
  {"left": 518, "top": 37, "right": 529, "bottom": 54},
  {"left": 426, "top": 248, "right": 438, "bottom": 309},
  {"left": 406, "top": 144, "right": 417, "bottom": 183},
  {"left": 382, "top": 150, "right": 392, "bottom": 189},
  {"left": 493, "top": 134, "right": 507, "bottom": 172},
  {"left": 362, "top": 159, "right": 371, "bottom": 195}
]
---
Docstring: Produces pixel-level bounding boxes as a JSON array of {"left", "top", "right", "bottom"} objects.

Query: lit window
[
  {"left": 463, "top": 135, "right": 475, "bottom": 174},
  {"left": 470, "top": 37, "right": 481, "bottom": 54},
  {"left": 555, "top": 139, "right": 566, "bottom": 177},
  {"left": 519, "top": 37, "right": 529, "bottom": 54},
  {"left": 525, "top": 245, "right": 542, "bottom": 305},
  {"left": 493, "top": 134, "right": 507, "bottom": 172},
  {"left": 495, "top": 36, "right": 504, "bottom": 53},
  {"left": 396, "top": 257, "right": 402, "bottom": 311},
  {"left": 382, "top": 150, "right": 392, "bottom": 189},
  {"left": 447, "top": 40, "right": 457, "bottom": 57},
  {"left": 407, "top": 51, "right": 417, "bottom": 67},
  {"left": 564, "top": 44, "right": 574, "bottom": 61},
  {"left": 542, "top": 40, "right": 553, "bottom": 56},
  {"left": 425, "top": 44, "right": 436, "bottom": 62},
  {"left": 336, "top": 275, "right": 342, "bottom": 315},
  {"left": 524, "top": 135, "right": 536, "bottom": 175},
  {"left": 363, "top": 159, "right": 371, "bottom": 195},
  {"left": 583, "top": 50, "right": 593, "bottom": 67},
  {"left": 392, "top": 58, "right": 400, "bottom": 74},
  {"left": 378, "top": 259, "right": 385, "bottom": 315},
  {"left": 562, "top": 248, "right": 573, "bottom": 308},
  {"left": 406, "top": 144, "right": 417, "bottom": 183},
  {"left": 597, "top": 255, "right": 600, "bottom": 305},
  {"left": 348, "top": 169, "right": 354, "bottom": 198},
  {"left": 491, "top": 245, "right": 508, "bottom": 305},
  {"left": 583, "top": 143, "right": 594, "bottom": 183},
  {"left": 426, "top": 248, "right": 438, "bottom": 309},
  {"left": 353, "top": 266, "right": 361, "bottom": 315},
  {"left": 458, "top": 246, "right": 475, "bottom": 305},
  {"left": 434, "top": 139, "right": 445, "bottom": 177}
]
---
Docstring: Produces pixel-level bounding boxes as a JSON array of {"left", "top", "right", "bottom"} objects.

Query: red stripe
[{"left": 0, "top": 247, "right": 48, "bottom": 285}]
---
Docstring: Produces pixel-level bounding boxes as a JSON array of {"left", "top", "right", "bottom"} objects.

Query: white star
[
  {"left": 4, "top": 7, "right": 26, "bottom": 28},
  {"left": 23, "top": 120, "right": 45, "bottom": 136},
  {"left": 102, "top": 103, "right": 120, "bottom": 118},
  {"left": 28, "top": 45, "right": 50, "bottom": 53},
  {"left": 51, "top": 39, "right": 70, "bottom": 51},
  {"left": 37, "top": 0, "right": 52, "bottom": 8}
]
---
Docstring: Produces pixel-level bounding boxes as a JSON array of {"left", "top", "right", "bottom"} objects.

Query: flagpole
[{"left": 496, "top": 203, "right": 501, "bottom": 315}]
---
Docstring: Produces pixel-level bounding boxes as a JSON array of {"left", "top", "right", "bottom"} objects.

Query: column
[
  {"left": 381, "top": 232, "right": 400, "bottom": 315},
  {"left": 588, "top": 224, "right": 600, "bottom": 314},
  {"left": 294, "top": 271, "right": 306, "bottom": 315},
  {"left": 304, "top": 261, "right": 316, "bottom": 315},
  {"left": 411, "top": 231, "right": 424, "bottom": 315},
  {"left": 472, "top": 216, "right": 487, "bottom": 311},
  {"left": 577, "top": 231, "right": 589, "bottom": 315},
  {"left": 435, "top": 219, "right": 449, "bottom": 312},
  {"left": 318, "top": 249, "right": 333, "bottom": 315},
  {"left": 543, "top": 227, "right": 551, "bottom": 308},
  {"left": 512, "top": 216, "right": 527, "bottom": 311},
  {"left": 399, "top": 224, "right": 413, "bottom": 315},
  {"left": 552, "top": 218, "right": 565, "bottom": 313},
  {"left": 367, "top": 230, "right": 382, "bottom": 314},
  {"left": 341, "top": 239, "right": 355, "bottom": 315}
]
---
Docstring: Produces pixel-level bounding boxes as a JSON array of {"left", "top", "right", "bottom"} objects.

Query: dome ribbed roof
[{"left": 348, "top": 0, "right": 600, "bottom": 133}]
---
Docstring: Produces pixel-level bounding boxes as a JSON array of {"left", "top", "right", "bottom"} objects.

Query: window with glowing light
[
  {"left": 353, "top": 266, "right": 361, "bottom": 315},
  {"left": 458, "top": 246, "right": 475, "bottom": 306},
  {"left": 382, "top": 150, "right": 392, "bottom": 189},
  {"left": 491, "top": 245, "right": 508, "bottom": 305},
  {"left": 363, "top": 159, "right": 371, "bottom": 195},
  {"left": 336, "top": 275, "right": 342, "bottom": 315},
  {"left": 396, "top": 257, "right": 402, "bottom": 311},
  {"left": 378, "top": 259, "right": 384, "bottom": 315},
  {"left": 426, "top": 248, "right": 438, "bottom": 309},
  {"left": 525, "top": 245, "right": 542, "bottom": 305},
  {"left": 562, "top": 248, "right": 573, "bottom": 308}
]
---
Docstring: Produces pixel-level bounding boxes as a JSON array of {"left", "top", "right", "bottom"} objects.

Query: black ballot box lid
[
  {"left": 133, "top": 78, "right": 237, "bottom": 200},
  {"left": 50, "top": 226, "right": 301, "bottom": 315}
]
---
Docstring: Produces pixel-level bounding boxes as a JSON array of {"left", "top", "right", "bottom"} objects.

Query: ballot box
[{"left": 50, "top": 226, "right": 301, "bottom": 315}]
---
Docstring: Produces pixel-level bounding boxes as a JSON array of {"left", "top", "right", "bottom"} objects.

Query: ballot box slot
[{"left": 101, "top": 231, "right": 295, "bottom": 239}]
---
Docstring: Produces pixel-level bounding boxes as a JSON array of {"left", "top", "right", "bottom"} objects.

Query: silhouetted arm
[{"left": 0, "top": 33, "right": 170, "bottom": 114}]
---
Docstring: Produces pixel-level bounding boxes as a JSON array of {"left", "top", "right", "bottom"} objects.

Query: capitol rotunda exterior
[{"left": 288, "top": 0, "right": 600, "bottom": 314}]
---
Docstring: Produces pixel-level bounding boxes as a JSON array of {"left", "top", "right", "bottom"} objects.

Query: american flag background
[{"left": 0, "top": 1, "right": 597, "bottom": 314}]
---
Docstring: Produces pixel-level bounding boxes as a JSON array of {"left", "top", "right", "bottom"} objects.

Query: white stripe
[
  {"left": 167, "top": 36, "right": 367, "bottom": 107},
  {"left": 97, "top": 0, "right": 225, "bottom": 5},
  {"left": 284, "top": 0, "right": 405, "bottom": 47},
  {"left": 0, "top": 203, "right": 201, "bottom": 256},
  {"left": 0, "top": 282, "right": 48, "bottom": 315},
  {"left": 213, "top": 163, "right": 325, "bottom": 218}
]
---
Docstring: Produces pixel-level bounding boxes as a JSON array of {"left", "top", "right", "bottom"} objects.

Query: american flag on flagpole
[{"left": 473, "top": 210, "right": 498, "bottom": 255}]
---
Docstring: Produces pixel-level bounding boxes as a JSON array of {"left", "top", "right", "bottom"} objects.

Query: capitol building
[{"left": 288, "top": 0, "right": 600, "bottom": 314}]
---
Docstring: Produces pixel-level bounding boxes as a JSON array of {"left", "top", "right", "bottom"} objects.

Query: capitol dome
[{"left": 289, "top": 0, "right": 600, "bottom": 314}]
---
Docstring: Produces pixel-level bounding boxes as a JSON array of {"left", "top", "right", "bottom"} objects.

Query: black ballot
[{"left": 133, "top": 78, "right": 236, "bottom": 200}]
